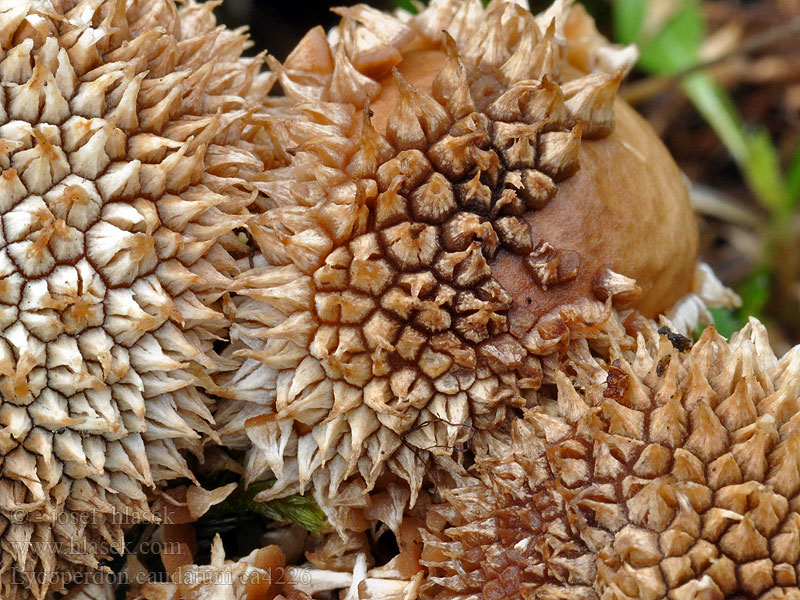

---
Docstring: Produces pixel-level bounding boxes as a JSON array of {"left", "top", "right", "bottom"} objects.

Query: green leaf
[
  {"left": 640, "top": 2, "right": 704, "bottom": 73},
  {"left": 613, "top": 0, "right": 704, "bottom": 73},
  {"left": 260, "top": 496, "right": 329, "bottom": 535},
  {"left": 613, "top": 0, "right": 646, "bottom": 44},
  {"left": 395, "top": 0, "right": 419, "bottom": 12},
  {"left": 202, "top": 480, "right": 329, "bottom": 536},
  {"left": 785, "top": 136, "right": 800, "bottom": 211},
  {"left": 706, "top": 271, "right": 770, "bottom": 339},
  {"left": 681, "top": 73, "right": 790, "bottom": 216},
  {"left": 737, "top": 270, "right": 771, "bottom": 318},
  {"left": 707, "top": 307, "right": 742, "bottom": 339}
]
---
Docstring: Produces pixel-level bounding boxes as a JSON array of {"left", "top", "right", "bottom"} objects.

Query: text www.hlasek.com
[{"left": 8, "top": 539, "right": 183, "bottom": 557}]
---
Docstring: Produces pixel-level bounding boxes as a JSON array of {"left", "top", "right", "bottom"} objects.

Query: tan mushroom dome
[
  {"left": 215, "top": 0, "right": 698, "bottom": 533},
  {"left": 363, "top": 22, "right": 697, "bottom": 333},
  {"left": 0, "top": 0, "right": 275, "bottom": 597},
  {"left": 495, "top": 99, "right": 698, "bottom": 332}
]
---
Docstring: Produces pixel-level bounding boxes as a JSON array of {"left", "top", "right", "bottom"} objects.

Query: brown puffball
[
  {"left": 496, "top": 99, "right": 698, "bottom": 334},
  {"left": 421, "top": 320, "right": 800, "bottom": 600},
  {"left": 216, "top": 0, "right": 705, "bottom": 534},
  {"left": 369, "top": 51, "right": 698, "bottom": 334}
]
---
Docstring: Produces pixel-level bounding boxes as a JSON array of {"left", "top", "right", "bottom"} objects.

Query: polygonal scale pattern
[
  {"left": 0, "top": 0, "right": 274, "bottom": 597},
  {"left": 215, "top": 0, "right": 630, "bottom": 532},
  {"left": 308, "top": 83, "right": 589, "bottom": 445},
  {"left": 421, "top": 321, "right": 800, "bottom": 600}
]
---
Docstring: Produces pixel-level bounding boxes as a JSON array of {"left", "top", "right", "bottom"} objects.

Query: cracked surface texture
[
  {"left": 0, "top": 0, "right": 274, "bottom": 596},
  {"left": 422, "top": 320, "right": 800, "bottom": 600},
  {"left": 215, "top": 0, "right": 697, "bottom": 534}
]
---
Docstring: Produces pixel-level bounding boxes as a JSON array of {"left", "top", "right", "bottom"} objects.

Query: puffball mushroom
[
  {"left": 215, "top": 0, "right": 699, "bottom": 532},
  {"left": 0, "top": 0, "right": 274, "bottom": 597},
  {"left": 421, "top": 318, "right": 800, "bottom": 600}
]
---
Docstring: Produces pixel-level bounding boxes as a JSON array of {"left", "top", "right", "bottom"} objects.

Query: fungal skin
[
  {"left": 129, "top": 534, "right": 294, "bottom": 600},
  {"left": 0, "top": 1, "right": 274, "bottom": 597},
  {"left": 421, "top": 318, "right": 800, "bottom": 600},
  {"left": 125, "top": 532, "right": 421, "bottom": 600},
  {"left": 215, "top": 0, "right": 698, "bottom": 533}
]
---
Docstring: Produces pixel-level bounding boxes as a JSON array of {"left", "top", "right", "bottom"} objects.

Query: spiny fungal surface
[
  {"left": 0, "top": 0, "right": 274, "bottom": 597},
  {"left": 214, "top": 0, "right": 688, "bottom": 533},
  {"left": 421, "top": 319, "right": 800, "bottom": 600}
]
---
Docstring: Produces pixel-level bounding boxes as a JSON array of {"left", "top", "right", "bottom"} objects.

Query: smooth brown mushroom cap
[
  {"left": 494, "top": 99, "right": 698, "bottom": 336},
  {"left": 370, "top": 49, "right": 697, "bottom": 336}
]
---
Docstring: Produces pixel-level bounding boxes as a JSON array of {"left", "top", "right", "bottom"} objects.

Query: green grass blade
[
  {"left": 680, "top": 73, "right": 747, "bottom": 162},
  {"left": 785, "top": 137, "right": 800, "bottom": 210},
  {"left": 640, "top": 1, "right": 704, "bottom": 73},
  {"left": 201, "top": 479, "right": 329, "bottom": 536},
  {"left": 743, "top": 128, "right": 790, "bottom": 216},
  {"left": 260, "top": 496, "right": 329, "bottom": 535},
  {"left": 681, "top": 73, "right": 790, "bottom": 215},
  {"left": 613, "top": 0, "right": 704, "bottom": 73},
  {"left": 613, "top": 0, "right": 646, "bottom": 44}
]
